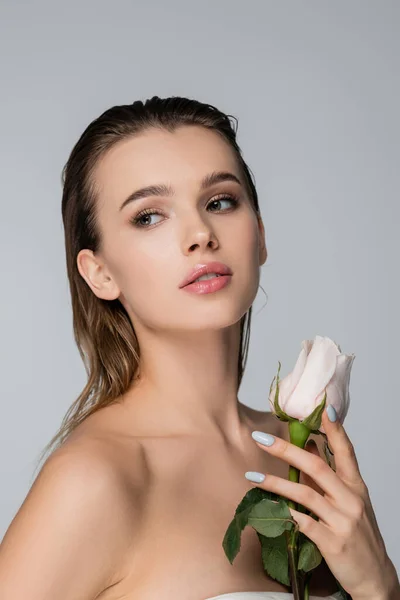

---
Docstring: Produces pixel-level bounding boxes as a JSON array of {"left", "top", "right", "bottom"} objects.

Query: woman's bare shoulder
[
  {"left": 0, "top": 421, "right": 148, "bottom": 600},
  {"left": 54, "top": 406, "right": 150, "bottom": 491}
]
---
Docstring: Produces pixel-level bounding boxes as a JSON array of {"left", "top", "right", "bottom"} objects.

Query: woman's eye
[
  {"left": 207, "top": 195, "right": 239, "bottom": 212},
  {"left": 130, "top": 194, "right": 239, "bottom": 229},
  {"left": 131, "top": 210, "right": 164, "bottom": 228}
]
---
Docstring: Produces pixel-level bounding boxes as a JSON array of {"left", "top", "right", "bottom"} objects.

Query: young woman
[{"left": 0, "top": 96, "right": 398, "bottom": 600}]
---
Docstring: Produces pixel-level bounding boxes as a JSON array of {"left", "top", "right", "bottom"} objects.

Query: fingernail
[
  {"left": 245, "top": 471, "right": 266, "bottom": 483},
  {"left": 251, "top": 431, "right": 275, "bottom": 446},
  {"left": 327, "top": 404, "right": 337, "bottom": 422}
]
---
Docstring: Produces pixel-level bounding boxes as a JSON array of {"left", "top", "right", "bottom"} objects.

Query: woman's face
[{"left": 78, "top": 125, "right": 267, "bottom": 332}]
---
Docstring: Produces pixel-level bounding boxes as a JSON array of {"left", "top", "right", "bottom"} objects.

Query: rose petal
[
  {"left": 270, "top": 339, "right": 312, "bottom": 407},
  {"left": 326, "top": 353, "right": 355, "bottom": 423},
  {"left": 281, "top": 336, "right": 341, "bottom": 419}
]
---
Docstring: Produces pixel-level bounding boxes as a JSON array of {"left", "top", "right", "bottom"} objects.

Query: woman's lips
[
  {"left": 179, "top": 261, "right": 232, "bottom": 288},
  {"left": 180, "top": 274, "right": 232, "bottom": 295}
]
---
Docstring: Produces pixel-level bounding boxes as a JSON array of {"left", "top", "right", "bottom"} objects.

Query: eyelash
[{"left": 129, "top": 193, "right": 241, "bottom": 229}]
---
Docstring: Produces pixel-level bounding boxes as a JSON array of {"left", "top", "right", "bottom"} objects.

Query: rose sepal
[
  {"left": 270, "top": 361, "right": 299, "bottom": 423},
  {"left": 300, "top": 390, "right": 327, "bottom": 434}
]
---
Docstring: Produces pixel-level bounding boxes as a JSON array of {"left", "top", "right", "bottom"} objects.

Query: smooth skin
[{"left": 247, "top": 405, "right": 400, "bottom": 600}]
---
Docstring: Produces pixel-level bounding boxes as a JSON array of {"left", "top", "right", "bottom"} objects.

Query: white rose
[{"left": 269, "top": 335, "right": 355, "bottom": 433}]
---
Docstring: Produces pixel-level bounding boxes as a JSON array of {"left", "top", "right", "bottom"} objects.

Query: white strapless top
[{"left": 205, "top": 592, "right": 343, "bottom": 600}]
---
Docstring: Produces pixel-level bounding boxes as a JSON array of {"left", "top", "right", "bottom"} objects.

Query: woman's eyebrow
[{"left": 119, "top": 170, "right": 242, "bottom": 212}]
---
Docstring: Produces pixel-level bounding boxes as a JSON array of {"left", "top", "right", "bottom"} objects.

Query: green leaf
[
  {"left": 257, "top": 531, "right": 291, "bottom": 586},
  {"left": 222, "top": 488, "right": 280, "bottom": 564},
  {"left": 234, "top": 486, "right": 272, "bottom": 516},
  {"left": 302, "top": 390, "right": 327, "bottom": 432},
  {"left": 298, "top": 537, "right": 322, "bottom": 572},
  {"left": 247, "top": 497, "right": 294, "bottom": 538}
]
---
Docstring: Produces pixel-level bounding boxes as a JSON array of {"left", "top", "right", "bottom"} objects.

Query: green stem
[
  {"left": 287, "top": 420, "right": 311, "bottom": 600},
  {"left": 304, "top": 572, "right": 311, "bottom": 600},
  {"left": 285, "top": 525, "right": 303, "bottom": 600}
]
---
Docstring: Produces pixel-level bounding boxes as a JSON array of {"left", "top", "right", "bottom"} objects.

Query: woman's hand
[{"left": 246, "top": 405, "right": 400, "bottom": 600}]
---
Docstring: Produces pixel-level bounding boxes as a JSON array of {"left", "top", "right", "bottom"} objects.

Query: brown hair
[{"left": 34, "top": 95, "right": 265, "bottom": 475}]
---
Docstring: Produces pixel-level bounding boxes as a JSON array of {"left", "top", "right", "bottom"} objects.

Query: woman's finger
[
  {"left": 301, "top": 439, "right": 325, "bottom": 496},
  {"left": 251, "top": 429, "right": 355, "bottom": 506},
  {"left": 245, "top": 469, "right": 346, "bottom": 528},
  {"left": 321, "top": 406, "right": 367, "bottom": 495},
  {"left": 287, "top": 506, "right": 338, "bottom": 553}
]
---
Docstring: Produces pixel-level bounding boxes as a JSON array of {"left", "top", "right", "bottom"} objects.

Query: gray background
[{"left": 1, "top": 0, "right": 399, "bottom": 576}]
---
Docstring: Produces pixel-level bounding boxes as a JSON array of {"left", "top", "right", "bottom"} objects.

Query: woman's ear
[{"left": 76, "top": 249, "right": 121, "bottom": 301}]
